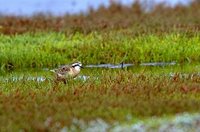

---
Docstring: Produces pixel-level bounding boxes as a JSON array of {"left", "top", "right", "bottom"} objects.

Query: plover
[{"left": 50, "top": 62, "right": 83, "bottom": 84}]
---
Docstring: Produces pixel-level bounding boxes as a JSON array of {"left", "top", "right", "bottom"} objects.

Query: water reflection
[
  {"left": 1, "top": 75, "right": 90, "bottom": 82},
  {"left": 85, "top": 62, "right": 176, "bottom": 68},
  {"left": 1, "top": 62, "right": 200, "bottom": 83}
]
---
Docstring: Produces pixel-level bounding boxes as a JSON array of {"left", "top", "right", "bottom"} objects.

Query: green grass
[
  {"left": 1, "top": 66, "right": 200, "bottom": 131},
  {"left": 0, "top": 32, "right": 200, "bottom": 70},
  {"left": 1, "top": 2, "right": 200, "bottom": 131},
  {"left": 1, "top": 31, "right": 200, "bottom": 130}
]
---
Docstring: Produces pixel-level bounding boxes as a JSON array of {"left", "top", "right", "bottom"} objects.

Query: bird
[{"left": 50, "top": 62, "right": 83, "bottom": 84}]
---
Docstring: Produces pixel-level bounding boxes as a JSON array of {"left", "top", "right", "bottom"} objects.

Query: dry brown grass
[{"left": 0, "top": 1, "right": 200, "bottom": 35}]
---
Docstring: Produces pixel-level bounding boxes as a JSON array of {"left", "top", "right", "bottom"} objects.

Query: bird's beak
[{"left": 80, "top": 66, "right": 84, "bottom": 68}]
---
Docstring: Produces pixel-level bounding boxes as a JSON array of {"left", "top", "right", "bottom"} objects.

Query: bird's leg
[
  {"left": 54, "top": 79, "right": 59, "bottom": 85},
  {"left": 52, "top": 79, "right": 59, "bottom": 91},
  {"left": 63, "top": 79, "right": 67, "bottom": 84}
]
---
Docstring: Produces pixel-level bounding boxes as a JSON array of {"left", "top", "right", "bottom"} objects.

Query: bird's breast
[{"left": 64, "top": 68, "right": 78, "bottom": 77}]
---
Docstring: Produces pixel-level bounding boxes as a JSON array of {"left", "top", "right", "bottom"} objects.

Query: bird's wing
[{"left": 56, "top": 65, "right": 71, "bottom": 75}]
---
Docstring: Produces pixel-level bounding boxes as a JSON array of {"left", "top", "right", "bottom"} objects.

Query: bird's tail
[{"left": 50, "top": 69, "right": 56, "bottom": 73}]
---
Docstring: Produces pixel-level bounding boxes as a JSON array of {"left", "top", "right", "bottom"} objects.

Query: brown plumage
[{"left": 50, "top": 62, "right": 83, "bottom": 84}]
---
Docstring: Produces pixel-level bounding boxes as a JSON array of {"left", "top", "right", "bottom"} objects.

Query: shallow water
[
  {"left": 85, "top": 62, "right": 176, "bottom": 68},
  {"left": 1, "top": 75, "right": 90, "bottom": 83},
  {"left": 1, "top": 62, "right": 200, "bottom": 83}
]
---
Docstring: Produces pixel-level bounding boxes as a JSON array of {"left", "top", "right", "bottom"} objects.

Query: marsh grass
[
  {"left": 0, "top": 1, "right": 200, "bottom": 130},
  {"left": 0, "top": 32, "right": 200, "bottom": 70},
  {"left": 1, "top": 69, "right": 200, "bottom": 130}
]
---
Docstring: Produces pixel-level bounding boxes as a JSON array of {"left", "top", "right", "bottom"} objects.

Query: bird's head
[{"left": 72, "top": 62, "right": 83, "bottom": 71}]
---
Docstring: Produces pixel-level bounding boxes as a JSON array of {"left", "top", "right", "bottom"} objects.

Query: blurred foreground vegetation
[{"left": 1, "top": 69, "right": 200, "bottom": 131}]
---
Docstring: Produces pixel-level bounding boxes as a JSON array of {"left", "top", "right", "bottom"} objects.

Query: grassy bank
[
  {"left": 0, "top": 32, "right": 200, "bottom": 70},
  {"left": 1, "top": 68, "right": 200, "bottom": 130}
]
